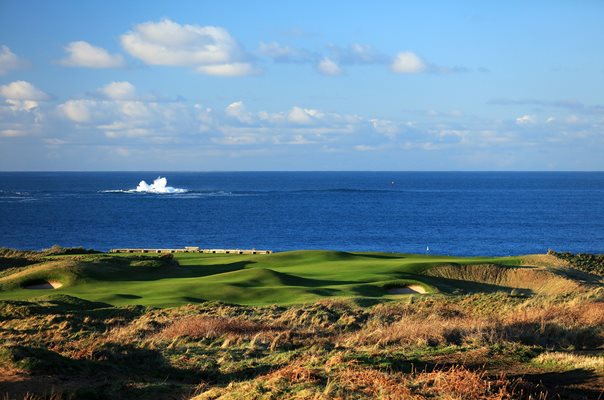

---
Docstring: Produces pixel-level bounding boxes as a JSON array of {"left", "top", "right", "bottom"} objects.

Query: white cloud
[
  {"left": 59, "top": 41, "right": 125, "bottom": 68},
  {"left": 0, "top": 129, "right": 27, "bottom": 137},
  {"left": 317, "top": 57, "right": 342, "bottom": 76},
  {"left": 58, "top": 93, "right": 192, "bottom": 141},
  {"left": 259, "top": 42, "right": 315, "bottom": 63},
  {"left": 0, "top": 81, "right": 49, "bottom": 111},
  {"left": 0, "top": 45, "right": 26, "bottom": 75},
  {"left": 196, "top": 62, "right": 258, "bottom": 77},
  {"left": 101, "top": 81, "right": 137, "bottom": 100},
  {"left": 59, "top": 82, "right": 158, "bottom": 126},
  {"left": 58, "top": 99, "right": 95, "bottom": 123},
  {"left": 370, "top": 119, "right": 399, "bottom": 138},
  {"left": 290, "top": 135, "right": 313, "bottom": 145},
  {"left": 225, "top": 101, "right": 253, "bottom": 123},
  {"left": 515, "top": 114, "right": 536, "bottom": 125},
  {"left": 347, "top": 44, "right": 381, "bottom": 63},
  {"left": 119, "top": 101, "right": 150, "bottom": 119},
  {"left": 44, "top": 138, "right": 67, "bottom": 146},
  {"left": 0, "top": 104, "right": 44, "bottom": 136},
  {"left": 0, "top": 80, "right": 49, "bottom": 101},
  {"left": 391, "top": 52, "right": 426, "bottom": 74},
  {"left": 287, "top": 106, "right": 315, "bottom": 124},
  {"left": 259, "top": 42, "right": 390, "bottom": 74},
  {"left": 101, "top": 124, "right": 151, "bottom": 138},
  {"left": 121, "top": 19, "right": 255, "bottom": 76},
  {"left": 329, "top": 44, "right": 388, "bottom": 65},
  {"left": 215, "top": 134, "right": 259, "bottom": 145},
  {"left": 59, "top": 98, "right": 150, "bottom": 125},
  {"left": 258, "top": 41, "right": 463, "bottom": 76},
  {"left": 259, "top": 42, "right": 293, "bottom": 59},
  {"left": 354, "top": 144, "right": 383, "bottom": 151},
  {"left": 5, "top": 100, "right": 40, "bottom": 112},
  {"left": 0, "top": 81, "right": 48, "bottom": 137}
]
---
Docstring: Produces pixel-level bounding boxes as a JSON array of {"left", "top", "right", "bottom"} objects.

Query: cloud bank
[{"left": 2, "top": 72, "right": 601, "bottom": 170}]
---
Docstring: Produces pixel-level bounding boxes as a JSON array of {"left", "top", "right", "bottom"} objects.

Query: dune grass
[{"left": 1, "top": 290, "right": 603, "bottom": 399}]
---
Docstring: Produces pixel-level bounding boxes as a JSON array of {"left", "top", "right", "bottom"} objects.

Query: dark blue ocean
[{"left": 1, "top": 172, "right": 603, "bottom": 256}]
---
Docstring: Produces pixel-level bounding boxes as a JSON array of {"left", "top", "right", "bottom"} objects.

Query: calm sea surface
[{"left": 0, "top": 172, "right": 603, "bottom": 256}]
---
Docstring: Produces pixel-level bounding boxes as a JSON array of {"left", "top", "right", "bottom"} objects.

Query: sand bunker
[
  {"left": 387, "top": 284, "right": 427, "bottom": 294},
  {"left": 23, "top": 280, "right": 63, "bottom": 290}
]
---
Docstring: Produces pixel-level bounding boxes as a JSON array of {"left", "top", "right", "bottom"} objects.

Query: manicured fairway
[{"left": 0, "top": 250, "right": 555, "bottom": 307}]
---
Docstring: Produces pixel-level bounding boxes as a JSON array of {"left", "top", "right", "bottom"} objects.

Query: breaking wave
[
  {"left": 133, "top": 177, "right": 187, "bottom": 193},
  {"left": 102, "top": 177, "right": 188, "bottom": 194}
]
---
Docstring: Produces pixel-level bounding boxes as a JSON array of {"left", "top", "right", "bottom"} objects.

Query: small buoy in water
[{"left": 390, "top": 181, "right": 395, "bottom": 186}]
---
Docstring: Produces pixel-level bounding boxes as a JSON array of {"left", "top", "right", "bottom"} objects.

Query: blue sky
[{"left": 0, "top": 0, "right": 603, "bottom": 170}]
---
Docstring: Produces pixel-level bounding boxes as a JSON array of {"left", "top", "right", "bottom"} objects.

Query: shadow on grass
[
  {"left": 0, "top": 343, "right": 209, "bottom": 400},
  {"left": 354, "top": 253, "right": 407, "bottom": 260},
  {"left": 510, "top": 369, "right": 602, "bottom": 400},
  {"left": 181, "top": 261, "right": 255, "bottom": 278},
  {"left": 350, "top": 297, "right": 384, "bottom": 307},
  {"left": 182, "top": 296, "right": 207, "bottom": 303},
  {"left": 350, "top": 284, "right": 388, "bottom": 297},
  {"left": 0, "top": 295, "right": 146, "bottom": 330},
  {"left": 548, "top": 267, "right": 603, "bottom": 285},
  {"left": 82, "top": 260, "right": 256, "bottom": 282},
  {"left": 226, "top": 269, "right": 356, "bottom": 288},
  {"left": 113, "top": 293, "right": 143, "bottom": 299},
  {"left": 352, "top": 356, "right": 602, "bottom": 399},
  {"left": 502, "top": 322, "right": 603, "bottom": 349},
  {"left": 418, "top": 275, "right": 530, "bottom": 295},
  {"left": 219, "top": 362, "right": 284, "bottom": 383},
  {"left": 1, "top": 343, "right": 206, "bottom": 381},
  {"left": 0, "top": 343, "right": 290, "bottom": 400},
  {"left": 1, "top": 295, "right": 112, "bottom": 317},
  {"left": 309, "top": 288, "right": 341, "bottom": 296}
]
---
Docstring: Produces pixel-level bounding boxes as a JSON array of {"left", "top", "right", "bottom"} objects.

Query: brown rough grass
[
  {"left": 520, "top": 254, "right": 572, "bottom": 268},
  {"left": 161, "top": 315, "right": 279, "bottom": 339},
  {"left": 424, "top": 263, "right": 586, "bottom": 295},
  {"left": 192, "top": 359, "right": 544, "bottom": 400},
  {"left": 341, "top": 313, "right": 498, "bottom": 348},
  {"left": 341, "top": 300, "right": 604, "bottom": 350}
]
